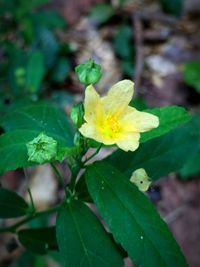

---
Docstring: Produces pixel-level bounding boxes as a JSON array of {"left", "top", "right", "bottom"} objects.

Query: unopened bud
[
  {"left": 27, "top": 133, "right": 57, "bottom": 164},
  {"left": 75, "top": 59, "right": 102, "bottom": 86}
]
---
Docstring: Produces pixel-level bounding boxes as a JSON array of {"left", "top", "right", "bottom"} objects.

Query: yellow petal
[
  {"left": 116, "top": 132, "right": 140, "bottom": 152},
  {"left": 84, "top": 85, "right": 101, "bottom": 122},
  {"left": 121, "top": 107, "right": 159, "bottom": 133},
  {"left": 101, "top": 80, "right": 134, "bottom": 116},
  {"left": 79, "top": 123, "right": 114, "bottom": 145}
]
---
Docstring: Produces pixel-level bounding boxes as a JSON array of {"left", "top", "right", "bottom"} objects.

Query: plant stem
[
  {"left": 51, "top": 162, "right": 65, "bottom": 188},
  {"left": 27, "top": 188, "right": 35, "bottom": 213},
  {"left": 0, "top": 204, "right": 61, "bottom": 234}
]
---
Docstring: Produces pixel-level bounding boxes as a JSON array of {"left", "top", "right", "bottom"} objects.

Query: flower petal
[
  {"left": 121, "top": 107, "right": 159, "bottom": 133},
  {"left": 101, "top": 80, "right": 134, "bottom": 116},
  {"left": 116, "top": 132, "right": 140, "bottom": 152},
  {"left": 84, "top": 85, "right": 101, "bottom": 122},
  {"left": 79, "top": 123, "right": 114, "bottom": 145}
]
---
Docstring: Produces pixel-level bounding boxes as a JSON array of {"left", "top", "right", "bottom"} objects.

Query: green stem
[
  {"left": 0, "top": 204, "right": 61, "bottom": 234},
  {"left": 50, "top": 162, "right": 65, "bottom": 187},
  {"left": 83, "top": 144, "right": 102, "bottom": 166},
  {"left": 27, "top": 188, "right": 35, "bottom": 213},
  {"left": 51, "top": 162, "right": 72, "bottom": 197}
]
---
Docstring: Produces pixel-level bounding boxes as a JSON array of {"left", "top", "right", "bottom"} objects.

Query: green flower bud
[
  {"left": 75, "top": 59, "right": 102, "bottom": 86},
  {"left": 130, "top": 168, "right": 151, "bottom": 192},
  {"left": 27, "top": 133, "right": 57, "bottom": 164},
  {"left": 70, "top": 102, "right": 84, "bottom": 128}
]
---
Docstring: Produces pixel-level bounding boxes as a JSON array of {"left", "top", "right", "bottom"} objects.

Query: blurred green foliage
[
  {"left": 183, "top": 61, "right": 200, "bottom": 93},
  {"left": 0, "top": 0, "right": 71, "bottom": 104},
  {"left": 90, "top": 3, "right": 114, "bottom": 25},
  {"left": 113, "top": 24, "right": 135, "bottom": 77},
  {"left": 159, "top": 0, "right": 184, "bottom": 17}
]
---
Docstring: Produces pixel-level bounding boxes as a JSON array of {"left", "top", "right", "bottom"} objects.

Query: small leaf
[
  {"left": 56, "top": 200, "right": 124, "bottom": 267},
  {"left": 141, "top": 106, "right": 191, "bottom": 143},
  {"left": 90, "top": 4, "right": 114, "bottom": 25},
  {"left": 85, "top": 161, "right": 188, "bottom": 267},
  {"left": 18, "top": 227, "right": 58, "bottom": 255},
  {"left": 26, "top": 51, "right": 45, "bottom": 93},
  {"left": 0, "top": 187, "right": 29, "bottom": 218},
  {"left": 183, "top": 61, "right": 200, "bottom": 93},
  {"left": 160, "top": 0, "right": 183, "bottom": 16},
  {"left": 113, "top": 25, "right": 133, "bottom": 59}
]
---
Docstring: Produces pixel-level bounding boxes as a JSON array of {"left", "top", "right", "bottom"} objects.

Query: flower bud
[
  {"left": 75, "top": 59, "right": 102, "bottom": 85},
  {"left": 70, "top": 102, "right": 84, "bottom": 128},
  {"left": 130, "top": 168, "right": 151, "bottom": 192},
  {"left": 27, "top": 133, "right": 57, "bottom": 164}
]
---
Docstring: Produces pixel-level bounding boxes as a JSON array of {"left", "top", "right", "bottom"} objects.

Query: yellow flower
[
  {"left": 79, "top": 80, "right": 159, "bottom": 151},
  {"left": 130, "top": 168, "right": 151, "bottom": 192}
]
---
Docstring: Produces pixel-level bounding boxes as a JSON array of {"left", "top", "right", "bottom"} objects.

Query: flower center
[{"left": 100, "top": 115, "right": 121, "bottom": 139}]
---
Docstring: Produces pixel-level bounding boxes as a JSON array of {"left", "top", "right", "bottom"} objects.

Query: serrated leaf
[
  {"left": 0, "top": 101, "right": 74, "bottom": 146},
  {"left": 85, "top": 161, "right": 188, "bottom": 267},
  {"left": 0, "top": 187, "right": 29, "bottom": 218},
  {"left": 56, "top": 200, "right": 124, "bottom": 267},
  {"left": 107, "top": 113, "right": 200, "bottom": 180},
  {"left": 18, "top": 227, "right": 58, "bottom": 255},
  {"left": 141, "top": 106, "right": 191, "bottom": 143}
]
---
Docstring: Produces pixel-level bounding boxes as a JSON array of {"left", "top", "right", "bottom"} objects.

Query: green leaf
[
  {"left": 26, "top": 51, "right": 45, "bottom": 93},
  {"left": 160, "top": 0, "right": 183, "bottom": 16},
  {"left": 183, "top": 61, "right": 200, "bottom": 93},
  {"left": 90, "top": 4, "right": 114, "bottom": 25},
  {"left": 52, "top": 58, "right": 70, "bottom": 82},
  {"left": 18, "top": 227, "right": 58, "bottom": 255},
  {"left": 0, "top": 101, "right": 74, "bottom": 146},
  {"left": 113, "top": 25, "right": 133, "bottom": 59},
  {"left": 0, "top": 187, "right": 29, "bottom": 218},
  {"left": 56, "top": 200, "right": 124, "bottom": 267},
  {"left": 180, "top": 150, "right": 200, "bottom": 178},
  {"left": 107, "top": 113, "right": 200, "bottom": 180},
  {"left": 32, "top": 10, "right": 66, "bottom": 29},
  {"left": 141, "top": 106, "right": 191, "bottom": 143},
  {"left": 85, "top": 161, "right": 188, "bottom": 267},
  {"left": 36, "top": 27, "right": 59, "bottom": 68},
  {"left": 0, "top": 129, "right": 72, "bottom": 174}
]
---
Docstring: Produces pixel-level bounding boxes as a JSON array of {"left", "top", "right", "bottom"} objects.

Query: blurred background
[{"left": 0, "top": 0, "right": 200, "bottom": 266}]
